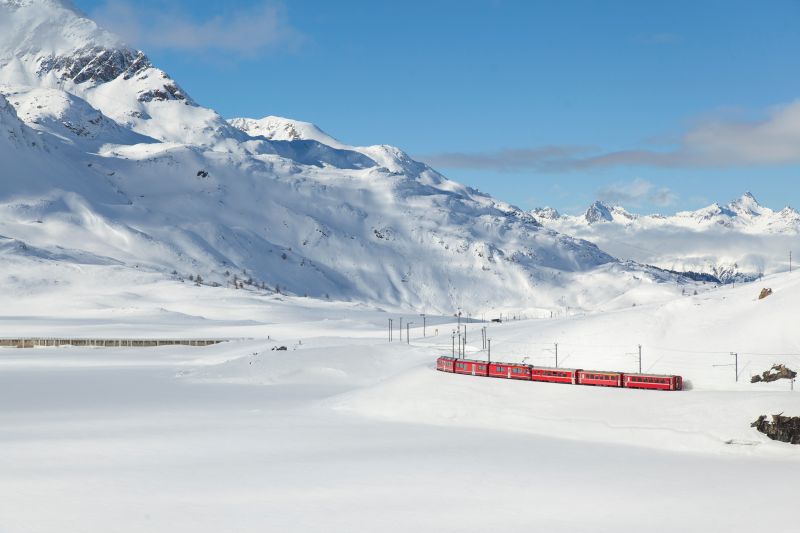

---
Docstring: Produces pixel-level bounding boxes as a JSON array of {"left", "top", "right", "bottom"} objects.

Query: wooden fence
[{"left": 0, "top": 338, "right": 226, "bottom": 348}]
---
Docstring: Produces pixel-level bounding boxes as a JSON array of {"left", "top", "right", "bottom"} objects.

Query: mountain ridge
[
  {"left": 0, "top": 0, "right": 690, "bottom": 313},
  {"left": 531, "top": 192, "right": 797, "bottom": 282}
]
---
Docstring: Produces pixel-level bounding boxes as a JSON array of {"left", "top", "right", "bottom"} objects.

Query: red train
[{"left": 436, "top": 356, "right": 682, "bottom": 391}]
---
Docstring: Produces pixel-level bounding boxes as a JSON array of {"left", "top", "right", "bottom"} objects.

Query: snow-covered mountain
[
  {"left": 0, "top": 0, "right": 691, "bottom": 314},
  {"left": 532, "top": 192, "right": 800, "bottom": 282}
]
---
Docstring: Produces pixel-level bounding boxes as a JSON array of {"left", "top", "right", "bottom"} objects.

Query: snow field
[{"left": 1, "top": 260, "right": 800, "bottom": 531}]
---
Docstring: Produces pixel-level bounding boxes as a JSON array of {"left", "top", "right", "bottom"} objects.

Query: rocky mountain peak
[
  {"left": 727, "top": 191, "right": 765, "bottom": 216},
  {"left": 584, "top": 201, "right": 614, "bottom": 224},
  {"left": 532, "top": 206, "right": 561, "bottom": 220}
]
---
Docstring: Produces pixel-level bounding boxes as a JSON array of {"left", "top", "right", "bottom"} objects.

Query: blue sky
[{"left": 74, "top": 0, "right": 800, "bottom": 214}]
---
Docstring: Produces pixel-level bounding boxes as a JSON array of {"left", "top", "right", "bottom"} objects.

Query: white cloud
[
  {"left": 597, "top": 178, "right": 678, "bottom": 207},
  {"left": 545, "top": 100, "right": 800, "bottom": 171},
  {"left": 91, "top": 1, "right": 304, "bottom": 56},
  {"left": 419, "top": 100, "right": 800, "bottom": 173},
  {"left": 417, "top": 145, "right": 593, "bottom": 171},
  {"left": 682, "top": 101, "right": 800, "bottom": 166}
]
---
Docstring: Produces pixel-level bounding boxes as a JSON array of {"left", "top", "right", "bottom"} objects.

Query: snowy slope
[
  {"left": 229, "top": 115, "right": 347, "bottom": 149},
  {"left": 2, "top": 254, "right": 800, "bottom": 532},
  {"left": 533, "top": 192, "right": 800, "bottom": 282},
  {"left": 0, "top": 0, "right": 694, "bottom": 314}
]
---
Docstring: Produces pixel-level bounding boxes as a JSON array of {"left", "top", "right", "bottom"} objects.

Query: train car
[
  {"left": 436, "top": 356, "right": 456, "bottom": 373},
  {"left": 577, "top": 370, "right": 623, "bottom": 388},
  {"left": 488, "top": 361, "right": 532, "bottom": 380},
  {"left": 624, "top": 373, "right": 682, "bottom": 391},
  {"left": 530, "top": 366, "right": 579, "bottom": 385},
  {"left": 454, "top": 359, "right": 490, "bottom": 377}
]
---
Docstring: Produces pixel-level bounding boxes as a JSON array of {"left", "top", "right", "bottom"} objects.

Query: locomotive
[{"left": 436, "top": 356, "right": 682, "bottom": 391}]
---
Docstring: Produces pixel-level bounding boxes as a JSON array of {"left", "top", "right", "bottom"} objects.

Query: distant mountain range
[{"left": 531, "top": 192, "right": 798, "bottom": 282}]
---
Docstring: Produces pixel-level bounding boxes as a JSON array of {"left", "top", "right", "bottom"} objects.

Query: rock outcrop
[
  {"left": 752, "top": 414, "right": 800, "bottom": 444},
  {"left": 751, "top": 364, "right": 796, "bottom": 383}
]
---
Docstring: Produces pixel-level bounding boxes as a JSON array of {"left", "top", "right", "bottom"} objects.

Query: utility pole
[
  {"left": 407, "top": 322, "right": 413, "bottom": 345},
  {"left": 487, "top": 339, "right": 491, "bottom": 362},
  {"left": 638, "top": 344, "right": 642, "bottom": 374},
  {"left": 389, "top": 319, "right": 393, "bottom": 342},
  {"left": 420, "top": 314, "right": 427, "bottom": 337},
  {"left": 463, "top": 325, "right": 467, "bottom": 347},
  {"left": 452, "top": 331, "right": 455, "bottom": 357},
  {"left": 457, "top": 309, "right": 462, "bottom": 329},
  {"left": 731, "top": 352, "right": 738, "bottom": 382}
]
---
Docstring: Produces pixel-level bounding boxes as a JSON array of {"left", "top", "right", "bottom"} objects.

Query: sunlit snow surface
[{"left": 1, "top": 258, "right": 799, "bottom": 533}]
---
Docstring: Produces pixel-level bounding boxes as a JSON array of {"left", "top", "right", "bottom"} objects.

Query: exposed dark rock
[
  {"left": 752, "top": 414, "right": 800, "bottom": 444},
  {"left": 751, "top": 364, "right": 796, "bottom": 383},
  {"left": 661, "top": 268, "right": 721, "bottom": 283},
  {"left": 758, "top": 287, "right": 773, "bottom": 299},
  {"left": 38, "top": 46, "right": 151, "bottom": 84},
  {"left": 137, "top": 83, "right": 188, "bottom": 103}
]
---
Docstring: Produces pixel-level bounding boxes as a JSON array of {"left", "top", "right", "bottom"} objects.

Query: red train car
[
  {"left": 624, "top": 373, "right": 682, "bottom": 391},
  {"left": 436, "top": 356, "right": 456, "bottom": 372},
  {"left": 437, "top": 356, "right": 682, "bottom": 392},
  {"left": 454, "top": 359, "right": 489, "bottom": 377},
  {"left": 488, "top": 361, "right": 531, "bottom": 380},
  {"left": 530, "top": 367, "right": 579, "bottom": 385},
  {"left": 577, "top": 370, "right": 622, "bottom": 388}
]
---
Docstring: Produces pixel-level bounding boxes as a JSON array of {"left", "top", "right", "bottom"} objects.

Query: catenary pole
[{"left": 638, "top": 344, "right": 642, "bottom": 374}]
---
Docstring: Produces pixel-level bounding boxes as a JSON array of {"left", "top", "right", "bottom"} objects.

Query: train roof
[{"left": 625, "top": 372, "right": 681, "bottom": 379}]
